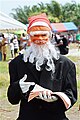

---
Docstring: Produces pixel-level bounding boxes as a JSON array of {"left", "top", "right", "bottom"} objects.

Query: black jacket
[
  {"left": 7, "top": 54, "right": 77, "bottom": 120},
  {"left": 55, "top": 36, "right": 69, "bottom": 55}
]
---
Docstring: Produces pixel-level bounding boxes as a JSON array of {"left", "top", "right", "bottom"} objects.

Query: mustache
[{"left": 33, "top": 39, "right": 48, "bottom": 44}]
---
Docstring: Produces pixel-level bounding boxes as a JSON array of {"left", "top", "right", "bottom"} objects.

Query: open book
[{"left": 28, "top": 84, "right": 71, "bottom": 109}]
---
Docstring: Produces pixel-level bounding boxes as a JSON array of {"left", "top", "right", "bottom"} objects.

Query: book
[{"left": 28, "top": 84, "right": 71, "bottom": 109}]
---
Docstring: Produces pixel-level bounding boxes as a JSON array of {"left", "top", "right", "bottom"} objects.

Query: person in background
[
  {"left": 76, "top": 33, "right": 80, "bottom": 51},
  {"left": 2, "top": 34, "right": 8, "bottom": 61},
  {"left": 9, "top": 38, "right": 14, "bottom": 58},
  {"left": 55, "top": 34, "right": 69, "bottom": 55},
  {"left": 0, "top": 41, "right": 2, "bottom": 61},
  {"left": 7, "top": 13, "right": 77, "bottom": 120},
  {"left": 13, "top": 35, "right": 19, "bottom": 57},
  {"left": 0, "top": 34, "right": 3, "bottom": 61},
  {"left": 20, "top": 33, "right": 27, "bottom": 50}
]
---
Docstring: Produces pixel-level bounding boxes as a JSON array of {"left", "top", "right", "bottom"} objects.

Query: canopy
[
  {"left": 51, "top": 22, "right": 78, "bottom": 32},
  {"left": 0, "top": 11, "right": 27, "bottom": 32}
]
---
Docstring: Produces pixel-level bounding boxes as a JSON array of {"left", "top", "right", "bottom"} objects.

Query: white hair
[{"left": 23, "top": 41, "right": 60, "bottom": 73}]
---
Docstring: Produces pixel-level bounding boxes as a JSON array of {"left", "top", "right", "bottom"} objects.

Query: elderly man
[{"left": 7, "top": 13, "right": 77, "bottom": 120}]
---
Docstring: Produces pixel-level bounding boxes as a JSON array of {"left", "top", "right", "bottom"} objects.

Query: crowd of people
[
  {"left": 0, "top": 29, "right": 79, "bottom": 62},
  {"left": 0, "top": 33, "right": 29, "bottom": 61}
]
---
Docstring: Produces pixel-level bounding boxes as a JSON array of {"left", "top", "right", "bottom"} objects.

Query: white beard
[{"left": 23, "top": 41, "right": 60, "bottom": 73}]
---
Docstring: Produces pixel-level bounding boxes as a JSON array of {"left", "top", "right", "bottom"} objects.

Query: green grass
[
  {"left": 77, "top": 80, "right": 80, "bottom": 88},
  {"left": 0, "top": 61, "right": 9, "bottom": 83},
  {"left": 0, "top": 46, "right": 10, "bottom": 98},
  {"left": 67, "top": 56, "right": 80, "bottom": 85},
  {"left": 0, "top": 61, "right": 9, "bottom": 73},
  {"left": 67, "top": 55, "right": 80, "bottom": 106}
]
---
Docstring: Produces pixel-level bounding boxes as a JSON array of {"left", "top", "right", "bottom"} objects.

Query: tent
[
  {"left": 0, "top": 11, "right": 27, "bottom": 32},
  {"left": 51, "top": 22, "right": 78, "bottom": 32}
]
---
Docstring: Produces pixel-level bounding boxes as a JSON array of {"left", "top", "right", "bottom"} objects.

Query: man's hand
[
  {"left": 31, "top": 84, "right": 58, "bottom": 102},
  {"left": 38, "top": 91, "right": 58, "bottom": 102},
  {"left": 19, "top": 74, "right": 35, "bottom": 93}
]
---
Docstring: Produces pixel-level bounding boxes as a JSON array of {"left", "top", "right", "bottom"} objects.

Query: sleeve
[
  {"left": 63, "top": 63, "right": 77, "bottom": 108},
  {"left": 7, "top": 60, "right": 22, "bottom": 105}
]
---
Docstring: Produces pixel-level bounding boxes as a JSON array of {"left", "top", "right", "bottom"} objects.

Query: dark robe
[{"left": 7, "top": 54, "right": 77, "bottom": 120}]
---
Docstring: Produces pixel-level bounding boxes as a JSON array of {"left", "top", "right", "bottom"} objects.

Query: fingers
[
  {"left": 27, "top": 82, "right": 35, "bottom": 86},
  {"left": 20, "top": 74, "right": 27, "bottom": 82},
  {"left": 51, "top": 95, "right": 58, "bottom": 101},
  {"left": 43, "top": 91, "right": 48, "bottom": 99},
  {"left": 39, "top": 92, "right": 43, "bottom": 99},
  {"left": 20, "top": 74, "right": 35, "bottom": 86},
  {"left": 47, "top": 91, "right": 52, "bottom": 99},
  {"left": 38, "top": 91, "right": 58, "bottom": 102},
  {"left": 19, "top": 74, "right": 35, "bottom": 94},
  {"left": 39, "top": 91, "right": 52, "bottom": 100}
]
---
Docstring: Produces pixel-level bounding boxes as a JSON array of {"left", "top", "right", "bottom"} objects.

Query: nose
[{"left": 38, "top": 35, "right": 43, "bottom": 39}]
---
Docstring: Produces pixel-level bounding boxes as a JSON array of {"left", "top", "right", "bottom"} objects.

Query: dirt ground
[{"left": 0, "top": 98, "right": 80, "bottom": 120}]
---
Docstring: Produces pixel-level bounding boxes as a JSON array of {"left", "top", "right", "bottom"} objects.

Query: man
[
  {"left": 20, "top": 33, "right": 28, "bottom": 50},
  {"left": 2, "top": 34, "right": 8, "bottom": 61},
  {"left": 7, "top": 13, "right": 77, "bottom": 120},
  {"left": 13, "top": 35, "right": 19, "bottom": 57},
  {"left": 55, "top": 34, "right": 69, "bottom": 55},
  {"left": 0, "top": 34, "right": 3, "bottom": 61}
]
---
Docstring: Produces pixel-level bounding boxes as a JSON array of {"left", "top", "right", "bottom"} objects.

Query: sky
[{"left": 0, "top": 0, "right": 80, "bottom": 16}]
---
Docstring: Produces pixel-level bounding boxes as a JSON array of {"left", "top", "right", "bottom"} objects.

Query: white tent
[{"left": 0, "top": 11, "right": 27, "bottom": 32}]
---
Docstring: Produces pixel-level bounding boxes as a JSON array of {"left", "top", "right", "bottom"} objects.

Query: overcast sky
[{"left": 0, "top": 0, "right": 80, "bottom": 15}]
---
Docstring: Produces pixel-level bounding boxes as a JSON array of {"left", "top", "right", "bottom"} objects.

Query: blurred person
[
  {"left": 0, "top": 34, "right": 3, "bottom": 61},
  {"left": 7, "top": 13, "right": 77, "bottom": 120},
  {"left": 76, "top": 33, "right": 80, "bottom": 51},
  {"left": 19, "top": 35, "right": 31, "bottom": 55},
  {"left": 20, "top": 33, "right": 27, "bottom": 50},
  {"left": 13, "top": 35, "right": 19, "bottom": 57},
  {"left": 2, "top": 34, "right": 8, "bottom": 61},
  {"left": 0, "top": 41, "right": 2, "bottom": 61},
  {"left": 9, "top": 38, "right": 14, "bottom": 58},
  {"left": 0, "top": 41, "right": 2, "bottom": 60},
  {"left": 68, "top": 33, "right": 73, "bottom": 43},
  {"left": 55, "top": 34, "right": 69, "bottom": 55}
]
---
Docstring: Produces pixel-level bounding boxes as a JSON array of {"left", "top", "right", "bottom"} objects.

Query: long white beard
[{"left": 23, "top": 41, "right": 60, "bottom": 73}]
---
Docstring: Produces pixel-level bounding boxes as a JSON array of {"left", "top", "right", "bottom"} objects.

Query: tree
[
  {"left": 46, "top": 0, "right": 61, "bottom": 22},
  {"left": 61, "top": 1, "right": 80, "bottom": 26},
  {"left": 11, "top": 5, "right": 31, "bottom": 24},
  {"left": 10, "top": 0, "right": 80, "bottom": 26}
]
